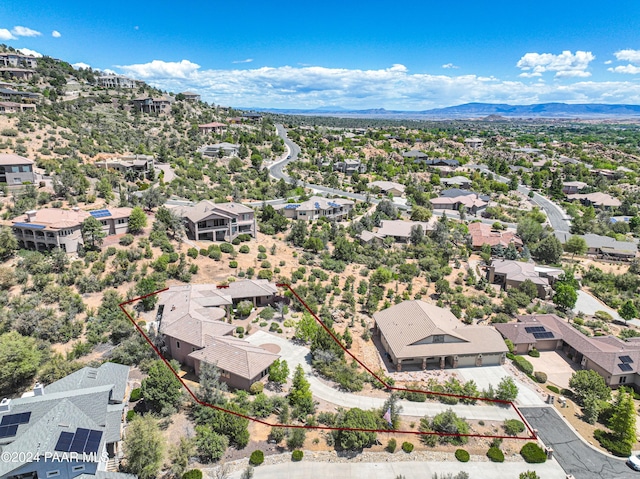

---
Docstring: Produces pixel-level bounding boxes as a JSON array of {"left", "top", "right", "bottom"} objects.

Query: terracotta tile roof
[
  {"left": 0, "top": 153, "right": 34, "bottom": 165},
  {"left": 369, "top": 181, "right": 406, "bottom": 193},
  {"left": 173, "top": 200, "right": 253, "bottom": 223},
  {"left": 377, "top": 220, "right": 433, "bottom": 238},
  {"left": 468, "top": 222, "right": 522, "bottom": 248},
  {"left": 12, "top": 207, "right": 131, "bottom": 230},
  {"left": 566, "top": 192, "right": 622, "bottom": 208},
  {"left": 224, "top": 279, "right": 277, "bottom": 299}
]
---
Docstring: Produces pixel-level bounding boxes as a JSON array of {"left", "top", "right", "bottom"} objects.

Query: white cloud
[
  {"left": 608, "top": 64, "right": 640, "bottom": 74},
  {"left": 52, "top": 30, "right": 61, "bottom": 38},
  {"left": 232, "top": 58, "right": 253, "bottom": 64},
  {"left": 11, "top": 26, "right": 41, "bottom": 37},
  {"left": 442, "top": 63, "right": 459, "bottom": 69},
  {"left": 614, "top": 49, "right": 640, "bottom": 63},
  {"left": 73, "top": 62, "right": 91, "bottom": 70},
  {"left": 18, "top": 48, "right": 42, "bottom": 58},
  {"left": 117, "top": 59, "right": 201, "bottom": 79},
  {"left": 114, "top": 59, "right": 640, "bottom": 109},
  {"left": 0, "top": 29, "right": 17, "bottom": 40},
  {"left": 604, "top": 60, "right": 612, "bottom": 65},
  {"left": 516, "top": 50, "right": 594, "bottom": 78}
]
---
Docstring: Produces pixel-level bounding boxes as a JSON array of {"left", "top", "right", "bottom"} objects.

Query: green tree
[
  {"left": 618, "top": 300, "right": 639, "bottom": 323},
  {"left": 429, "top": 408, "right": 470, "bottom": 445},
  {"left": 123, "top": 415, "right": 165, "bottom": 479},
  {"left": 135, "top": 274, "right": 165, "bottom": 311},
  {"left": 518, "top": 279, "right": 539, "bottom": 300},
  {"left": 287, "top": 221, "right": 308, "bottom": 247},
  {"left": 609, "top": 387, "right": 637, "bottom": 450},
  {"left": 303, "top": 236, "right": 324, "bottom": 252},
  {"left": 268, "top": 359, "right": 290, "bottom": 386},
  {"left": 141, "top": 360, "right": 183, "bottom": 415},
  {"left": 206, "top": 403, "right": 250, "bottom": 448},
  {"left": 294, "top": 312, "right": 319, "bottom": 343},
  {"left": 495, "top": 376, "right": 519, "bottom": 402},
  {"left": 169, "top": 436, "right": 196, "bottom": 478},
  {"left": 553, "top": 283, "right": 578, "bottom": 310},
  {"left": 565, "top": 235, "right": 587, "bottom": 259},
  {"left": 155, "top": 206, "right": 184, "bottom": 240},
  {"left": 533, "top": 235, "right": 564, "bottom": 264},
  {"left": 141, "top": 187, "right": 165, "bottom": 211},
  {"left": 195, "top": 425, "right": 229, "bottom": 462},
  {"left": 333, "top": 408, "right": 378, "bottom": 450},
  {"left": 516, "top": 218, "right": 543, "bottom": 245},
  {"left": 198, "top": 362, "right": 228, "bottom": 406},
  {"left": 128, "top": 206, "right": 148, "bottom": 234},
  {"left": 0, "top": 331, "right": 43, "bottom": 393},
  {"left": 236, "top": 300, "right": 253, "bottom": 318},
  {"left": 81, "top": 216, "right": 106, "bottom": 250},
  {"left": 288, "top": 364, "right": 315, "bottom": 417},
  {"left": 0, "top": 226, "right": 18, "bottom": 260},
  {"left": 569, "top": 370, "right": 611, "bottom": 404},
  {"left": 370, "top": 267, "right": 393, "bottom": 286}
]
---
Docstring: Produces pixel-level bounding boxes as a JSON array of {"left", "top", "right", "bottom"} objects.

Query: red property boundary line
[{"left": 119, "top": 284, "right": 537, "bottom": 442}]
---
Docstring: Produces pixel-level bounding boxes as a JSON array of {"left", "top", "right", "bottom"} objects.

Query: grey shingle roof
[
  {"left": 44, "top": 362, "right": 130, "bottom": 403},
  {"left": 224, "top": 279, "right": 278, "bottom": 299}
]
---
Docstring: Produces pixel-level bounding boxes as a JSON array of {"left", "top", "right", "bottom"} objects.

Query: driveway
[
  {"left": 574, "top": 290, "right": 623, "bottom": 321},
  {"left": 246, "top": 332, "right": 525, "bottom": 421},
  {"left": 456, "top": 365, "right": 545, "bottom": 407},
  {"left": 520, "top": 406, "right": 636, "bottom": 479},
  {"left": 526, "top": 351, "right": 579, "bottom": 389}
]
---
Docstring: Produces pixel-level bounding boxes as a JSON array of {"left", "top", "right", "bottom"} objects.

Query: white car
[{"left": 627, "top": 453, "right": 640, "bottom": 471}]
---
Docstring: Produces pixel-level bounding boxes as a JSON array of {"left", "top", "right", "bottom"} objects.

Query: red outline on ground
[{"left": 119, "top": 284, "right": 537, "bottom": 442}]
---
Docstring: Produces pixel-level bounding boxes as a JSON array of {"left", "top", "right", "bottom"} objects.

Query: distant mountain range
[{"left": 249, "top": 102, "right": 640, "bottom": 119}]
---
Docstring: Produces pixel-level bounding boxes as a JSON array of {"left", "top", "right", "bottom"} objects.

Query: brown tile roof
[
  {"left": 368, "top": 181, "right": 406, "bottom": 193},
  {"left": 0, "top": 153, "right": 34, "bottom": 166},
  {"left": 566, "top": 192, "right": 622, "bottom": 208},
  {"left": 377, "top": 220, "right": 434, "bottom": 238},
  {"left": 374, "top": 300, "right": 507, "bottom": 360},
  {"left": 224, "top": 280, "right": 277, "bottom": 299},
  {"left": 199, "top": 122, "right": 226, "bottom": 128},
  {"left": 189, "top": 336, "right": 279, "bottom": 380},
  {"left": 12, "top": 207, "right": 131, "bottom": 230},
  {"left": 468, "top": 222, "right": 522, "bottom": 249},
  {"left": 491, "top": 259, "right": 552, "bottom": 285},
  {"left": 161, "top": 314, "right": 234, "bottom": 347},
  {"left": 173, "top": 200, "right": 253, "bottom": 223}
]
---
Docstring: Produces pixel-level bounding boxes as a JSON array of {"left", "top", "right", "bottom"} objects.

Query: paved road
[
  {"left": 225, "top": 456, "right": 567, "bottom": 479},
  {"left": 520, "top": 406, "right": 636, "bottom": 479},
  {"left": 247, "top": 331, "right": 526, "bottom": 421},
  {"left": 573, "top": 290, "right": 623, "bottom": 322}
]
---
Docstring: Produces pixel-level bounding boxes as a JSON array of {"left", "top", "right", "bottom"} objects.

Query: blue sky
[{"left": 3, "top": 0, "right": 640, "bottom": 109}]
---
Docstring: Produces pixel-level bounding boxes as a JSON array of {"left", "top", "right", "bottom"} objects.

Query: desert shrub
[
  {"left": 386, "top": 438, "right": 397, "bottom": 453},
  {"left": 239, "top": 245, "right": 250, "bottom": 253},
  {"left": 503, "top": 419, "right": 525, "bottom": 435},
  {"left": 487, "top": 447, "right": 504, "bottom": 462},
  {"left": 126, "top": 410, "right": 136, "bottom": 421},
  {"left": 520, "top": 442, "right": 547, "bottom": 463},
  {"left": 182, "top": 470, "right": 202, "bottom": 479},
  {"left": 232, "top": 238, "right": 241, "bottom": 245},
  {"left": 260, "top": 307, "right": 275, "bottom": 320},
  {"left": 229, "top": 261, "right": 238, "bottom": 268},
  {"left": 533, "top": 371, "right": 547, "bottom": 383},
  {"left": 291, "top": 450, "right": 303, "bottom": 461},
  {"left": 401, "top": 441, "right": 414, "bottom": 453},
  {"left": 455, "top": 449, "right": 470, "bottom": 462},
  {"left": 130, "top": 388, "right": 142, "bottom": 402},
  {"left": 249, "top": 450, "right": 264, "bottom": 466},
  {"left": 236, "top": 326, "right": 245, "bottom": 334},
  {"left": 208, "top": 249, "right": 221, "bottom": 260},
  {"left": 249, "top": 382, "right": 263, "bottom": 395},
  {"left": 528, "top": 348, "right": 540, "bottom": 358},
  {"left": 512, "top": 355, "right": 534, "bottom": 375},
  {"left": 269, "top": 322, "right": 279, "bottom": 332},
  {"left": 593, "top": 429, "right": 632, "bottom": 457},
  {"left": 220, "top": 243, "right": 234, "bottom": 254},
  {"left": 120, "top": 234, "right": 134, "bottom": 246},
  {"left": 546, "top": 385, "right": 560, "bottom": 394},
  {"left": 187, "top": 248, "right": 198, "bottom": 259}
]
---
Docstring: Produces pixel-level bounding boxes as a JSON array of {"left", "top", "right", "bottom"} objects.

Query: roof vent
[
  {"left": 33, "top": 383, "right": 44, "bottom": 396},
  {"left": 25, "top": 210, "right": 36, "bottom": 222},
  {"left": 0, "top": 398, "right": 10, "bottom": 412}
]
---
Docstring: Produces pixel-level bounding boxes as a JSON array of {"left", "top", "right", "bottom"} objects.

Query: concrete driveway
[
  {"left": 526, "top": 351, "right": 579, "bottom": 389},
  {"left": 574, "top": 290, "right": 623, "bottom": 321},
  {"left": 456, "top": 365, "right": 545, "bottom": 406},
  {"left": 520, "top": 406, "right": 636, "bottom": 479},
  {"left": 246, "top": 331, "right": 524, "bottom": 421}
]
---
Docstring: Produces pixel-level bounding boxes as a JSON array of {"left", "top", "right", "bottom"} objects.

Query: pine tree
[{"left": 609, "top": 387, "right": 637, "bottom": 449}]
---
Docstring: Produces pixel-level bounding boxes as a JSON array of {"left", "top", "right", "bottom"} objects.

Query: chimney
[
  {"left": 0, "top": 398, "right": 10, "bottom": 412},
  {"left": 25, "top": 210, "right": 36, "bottom": 222},
  {"left": 33, "top": 383, "right": 44, "bottom": 396}
]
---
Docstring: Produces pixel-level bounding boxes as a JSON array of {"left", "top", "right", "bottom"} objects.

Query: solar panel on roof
[
  {"left": 284, "top": 204, "right": 300, "bottom": 209},
  {"left": 533, "top": 331, "right": 554, "bottom": 339},
  {"left": 314, "top": 202, "right": 321, "bottom": 209},
  {"left": 619, "top": 363, "right": 633, "bottom": 372},
  {"left": 619, "top": 355, "right": 634, "bottom": 364},
  {"left": 84, "top": 430, "right": 103, "bottom": 454},
  {"left": 14, "top": 222, "right": 46, "bottom": 229},
  {"left": 69, "top": 428, "right": 90, "bottom": 453},
  {"left": 0, "top": 412, "right": 31, "bottom": 426},
  {"left": 89, "top": 209, "right": 111, "bottom": 218},
  {"left": 54, "top": 431, "right": 74, "bottom": 452},
  {"left": 0, "top": 424, "right": 18, "bottom": 438},
  {"left": 525, "top": 326, "right": 545, "bottom": 333}
]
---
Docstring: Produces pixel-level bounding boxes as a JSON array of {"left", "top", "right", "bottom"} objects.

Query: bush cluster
[
  {"left": 182, "top": 470, "right": 202, "bottom": 479},
  {"left": 520, "top": 442, "right": 547, "bottom": 463},
  {"left": 528, "top": 348, "right": 540, "bottom": 358},
  {"left": 455, "top": 449, "right": 470, "bottom": 462},
  {"left": 533, "top": 371, "right": 547, "bottom": 383},
  {"left": 486, "top": 447, "right": 504, "bottom": 462},
  {"left": 220, "top": 243, "right": 234, "bottom": 254},
  {"left": 386, "top": 438, "right": 397, "bottom": 453},
  {"left": 249, "top": 450, "right": 264, "bottom": 465},
  {"left": 503, "top": 419, "right": 525, "bottom": 436},
  {"left": 512, "top": 355, "right": 534, "bottom": 375},
  {"left": 129, "top": 388, "right": 142, "bottom": 402},
  {"left": 401, "top": 441, "right": 414, "bottom": 453},
  {"left": 292, "top": 450, "right": 304, "bottom": 461},
  {"left": 594, "top": 429, "right": 632, "bottom": 457}
]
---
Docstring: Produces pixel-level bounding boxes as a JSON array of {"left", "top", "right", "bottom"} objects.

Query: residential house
[
  {"left": 554, "top": 232, "right": 637, "bottom": 260},
  {"left": 430, "top": 193, "right": 488, "bottom": 214},
  {"left": 441, "top": 175, "right": 473, "bottom": 189},
  {"left": 175, "top": 200, "right": 256, "bottom": 241},
  {"left": 11, "top": 207, "right": 132, "bottom": 253},
  {"left": 95, "top": 154, "right": 154, "bottom": 174},
  {"left": 487, "top": 259, "right": 563, "bottom": 299},
  {"left": 417, "top": 158, "right": 460, "bottom": 167},
  {"left": 0, "top": 68, "right": 35, "bottom": 80},
  {"left": 441, "top": 188, "right": 490, "bottom": 201},
  {"left": 197, "top": 142, "right": 240, "bottom": 157},
  {"left": 198, "top": 122, "right": 226, "bottom": 135},
  {"left": 0, "top": 153, "right": 36, "bottom": 185},
  {"left": 97, "top": 74, "right": 137, "bottom": 89},
  {"left": 497, "top": 314, "right": 640, "bottom": 388},
  {"left": 0, "top": 362, "right": 133, "bottom": 479},
  {"left": 0, "top": 87, "right": 40, "bottom": 102},
  {"left": 566, "top": 192, "right": 621, "bottom": 209},
  {"left": 375, "top": 220, "right": 432, "bottom": 243},
  {"left": 562, "top": 181, "right": 588, "bottom": 195},
  {"left": 221, "top": 279, "right": 278, "bottom": 307},
  {"left": 273, "top": 196, "right": 354, "bottom": 221},
  {"left": 131, "top": 96, "right": 172, "bottom": 114},
  {"left": 373, "top": 300, "right": 507, "bottom": 371},
  {"left": 368, "top": 180, "right": 405, "bottom": 196},
  {"left": 182, "top": 91, "right": 201, "bottom": 102},
  {"left": 334, "top": 159, "right": 366, "bottom": 175},
  {"left": 467, "top": 222, "right": 522, "bottom": 250},
  {"left": 464, "top": 138, "right": 484, "bottom": 149},
  {"left": 357, "top": 230, "right": 385, "bottom": 246},
  {"left": 0, "top": 101, "right": 36, "bottom": 113},
  {"left": 241, "top": 112, "right": 262, "bottom": 121},
  {"left": 0, "top": 52, "right": 38, "bottom": 68},
  {"left": 402, "top": 150, "right": 429, "bottom": 161}
]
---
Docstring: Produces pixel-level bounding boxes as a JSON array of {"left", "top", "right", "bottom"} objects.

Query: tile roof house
[
  {"left": 0, "top": 52, "right": 38, "bottom": 68},
  {"left": 441, "top": 175, "right": 473, "bottom": 189},
  {"left": 566, "top": 192, "right": 622, "bottom": 209},
  {"left": 368, "top": 180, "right": 405, "bottom": 197},
  {"left": 95, "top": 154, "right": 154, "bottom": 174},
  {"left": 11, "top": 207, "right": 132, "bottom": 253},
  {"left": 198, "top": 122, "right": 226, "bottom": 135},
  {"left": 402, "top": 149, "right": 429, "bottom": 161},
  {"left": 0, "top": 153, "right": 36, "bottom": 186},
  {"left": 173, "top": 200, "right": 256, "bottom": 241},
  {"left": 373, "top": 300, "right": 507, "bottom": 371},
  {"left": 430, "top": 193, "right": 488, "bottom": 214},
  {"left": 97, "top": 74, "right": 137, "bottom": 89},
  {"left": 487, "top": 259, "right": 563, "bottom": 299},
  {"left": 464, "top": 138, "right": 484, "bottom": 149},
  {"left": 467, "top": 222, "right": 523, "bottom": 250},
  {"left": 181, "top": 91, "right": 201, "bottom": 102},
  {"left": 554, "top": 232, "right": 637, "bottom": 259},
  {"left": 334, "top": 159, "right": 366, "bottom": 175},
  {"left": 497, "top": 314, "right": 640, "bottom": 388},
  {"left": 562, "top": 181, "right": 588, "bottom": 195},
  {"left": 0, "top": 101, "right": 36, "bottom": 113},
  {"left": 273, "top": 196, "right": 354, "bottom": 221},
  {"left": 375, "top": 219, "right": 433, "bottom": 243},
  {"left": 222, "top": 279, "right": 278, "bottom": 307},
  {"left": 0, "top": 362, "right": 132, "bottom": 479},
  {"left": 197, "top": 142, "right": 240, "bottom": 157},
  {"left": 131, "top": 96, "right": 172, "bottom": 114}
]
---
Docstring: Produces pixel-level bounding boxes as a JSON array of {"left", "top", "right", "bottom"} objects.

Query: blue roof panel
[
  {"left": 14, "top": 223, "right": 46, "bottom": 229},
  {"left": 89, "top": 209, "right": 111, "bottom": 218}
]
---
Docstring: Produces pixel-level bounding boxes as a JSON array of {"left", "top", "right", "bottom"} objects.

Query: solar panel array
[
  {"left": 0, "top": 424, "right": 18, "bottom": 438},
  {"left": 619, "top": 363, "right": 633, "bottom": 372},
  {"left": 14, "top": 222, "right": 46, "bottom": 229},
  {"left": 525, "top": 326, "right": 545, "bottom": 333},
  {"left": 284, "top": 204, "right": 300, "bottom": 209},
  {"left": 54, "top": 428, "right": 103, "bottom": 454},
  {"left": 0, "top": 412, "right": 31, "bottom": 426},
  {"left": 619, "top": 355, "right": 634, "bottom": 364},
  {"left": 532, "top": 331, "right": 554, "bottom": 339},
  {"left": 314, "top": 202, "right": 321, "bottom": 209},
  {"left": 89, "top": 209, "right": 112, "bottom": 218},
  {"left": 328, "top": 202, "right": 340, "bottom": 208}
]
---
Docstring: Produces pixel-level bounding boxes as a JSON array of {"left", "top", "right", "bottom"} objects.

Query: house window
[
  {"left": 117, "top": 218, "right": 127, "bottom": 224},
  {"left": 433, "top": 335, "right": 444, "bottom": 343},
  {"left": 100, "top": 220, "right": 107, "bottom": 226},
  {"left": 219, "top": 369, "right": 230, "bottom": 379},
  {"left": 46, "top": 471, "right": 61, "bottom": 478},
  {"left": 620, "top": 376, "right": 627, "bottom": 384},
  {"left": 72, "top": 465, "right": 85, "bottom": 472},
  {"left": 176, "top": 341, "right": 180, "bottom": 349}
]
